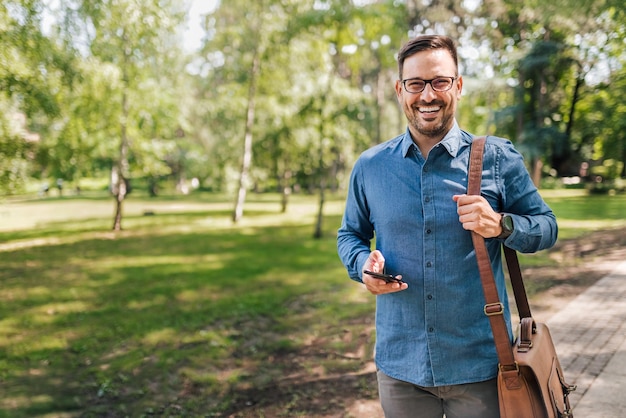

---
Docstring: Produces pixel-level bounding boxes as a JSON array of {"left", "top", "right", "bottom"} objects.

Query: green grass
[
  {"left": 515, "top": 189, "right": 626, "bottom": 270},
  {"left": 0, "top": 190, "right": 625, "bottom": 416},
  {"left": 0, "top": 192, "right": 374, "bottom": 416},
  {"left": 541, "top": 189, "right": 626, "bottom": 238}
]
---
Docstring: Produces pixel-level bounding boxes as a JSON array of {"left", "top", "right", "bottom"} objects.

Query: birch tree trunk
[
  {"left": 112, "top": 44, "right": 131, "bottom": 231},
  {"left": 232, "top": 44, "right": 261, "bottom": 223}
]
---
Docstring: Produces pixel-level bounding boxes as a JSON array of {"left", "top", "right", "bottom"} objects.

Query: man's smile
[{"left": 418, "top": 105, "right": 442, "bottom": 114}]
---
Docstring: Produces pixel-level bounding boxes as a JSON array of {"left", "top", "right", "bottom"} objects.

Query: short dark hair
[{"left": 397, "top": 35, "right": 458, "bottom": 80}]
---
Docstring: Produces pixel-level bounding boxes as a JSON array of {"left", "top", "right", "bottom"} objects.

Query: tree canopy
[{"left": 1, "top": 0, "right": 625, "bottom": 221}]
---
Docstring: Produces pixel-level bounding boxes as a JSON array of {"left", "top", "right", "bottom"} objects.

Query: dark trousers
[{"left": 377, "top": 370, "right": 500, "bottom": 418}]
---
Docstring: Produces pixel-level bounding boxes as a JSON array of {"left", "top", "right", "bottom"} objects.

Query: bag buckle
[
  {"left": 498, "top": 362, "right": 519, "bottom": 373},
  {"left": 517, "top": 340, "right": 533, "bottom": 352},
  {"left": 484, "top": 302, "right": 504, "bottom": 316}
]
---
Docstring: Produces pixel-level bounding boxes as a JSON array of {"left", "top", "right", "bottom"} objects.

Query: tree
[
  {"left": 74, "top": 0, "right": 186, "bottom": 229},
  {"left": 231, "top": 3, "right": 264, "bottom": 224},
  {"left": 0, "top": 0, "right": 77, "bottom": 194},
  {"left": 477, "top": 0, "right": 626, "bottom": 182}
]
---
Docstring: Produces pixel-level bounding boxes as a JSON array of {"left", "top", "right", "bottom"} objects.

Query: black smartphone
[{"left": 363, "top": 270, "right": 403, "bottom": 284}]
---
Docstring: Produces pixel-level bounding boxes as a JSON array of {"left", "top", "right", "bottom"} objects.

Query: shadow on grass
[{"left": 0, "top": 214, "right": 375, "bottom": 416}]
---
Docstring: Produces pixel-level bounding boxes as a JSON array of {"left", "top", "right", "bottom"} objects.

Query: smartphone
[{"left": 363, "top": 270, "right": 404, "bottom": 284}]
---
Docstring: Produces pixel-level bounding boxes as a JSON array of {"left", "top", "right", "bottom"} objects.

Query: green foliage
[
  {"left": 1, "top": 0, "right": 625, "bottom": 203},
  {"left": 0, "top": 110, "right": 34, "bottom": 194}
]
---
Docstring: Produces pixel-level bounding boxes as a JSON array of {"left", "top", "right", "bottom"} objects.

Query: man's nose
[{"left": 419, "top": 83, "right": 438, "bottom": 100}]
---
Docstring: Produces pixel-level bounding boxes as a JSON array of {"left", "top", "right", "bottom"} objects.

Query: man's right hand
[{"left": 362, "top": 250, "right": 408, "bottom": 295}]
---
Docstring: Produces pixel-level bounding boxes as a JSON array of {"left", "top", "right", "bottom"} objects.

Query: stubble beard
[{"left": 406, "top": 103, "right": 453, "bottom": 140}]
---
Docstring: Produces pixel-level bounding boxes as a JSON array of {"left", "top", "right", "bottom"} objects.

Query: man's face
[{"left": 395, "top": 49, "right": 462, "bottom": 142}]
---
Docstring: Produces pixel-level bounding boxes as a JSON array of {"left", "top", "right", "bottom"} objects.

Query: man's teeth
[{"left": 419, "top": 106, "right": 441, "bottom": 113}]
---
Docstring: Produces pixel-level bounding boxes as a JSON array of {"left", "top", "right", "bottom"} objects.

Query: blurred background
[
  {"left": 1, "top": 0, "right": 625, "bottom": 206},
  {"left": 2, "top": 1, "right": 626, "bottom": 415}
]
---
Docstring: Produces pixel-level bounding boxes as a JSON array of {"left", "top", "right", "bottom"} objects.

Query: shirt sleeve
[
  {"left": 494, "top": 139, "right": 558, "bottom": 253},
  {"left": 337, "top": 158, "right": 374, "bottom": 282}
]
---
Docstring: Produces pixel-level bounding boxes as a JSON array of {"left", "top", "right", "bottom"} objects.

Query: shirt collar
[{"left": 401, "top": 120, "right": 465, "bottom": 158}]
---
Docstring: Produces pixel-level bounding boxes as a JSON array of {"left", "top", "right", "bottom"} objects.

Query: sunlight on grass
[
  {"left": 556, "top": 219, "right": 626, "bottom": 239},
  {"left": 0, "top": 191, "right": 623, "bottom": 416},
  {"left": 142, "top": 328, "right": 178, "bottom": 346},
  {"left": 176, "top": 288, "right": 221, "bottom": 304},
  {"left": 36, "top": 301, "right": 90, "bottom": 315},
  {"left": 85, "top": 254, "right": 226, "bottom": 269},
  {"left": 19, "top": 334, "right": 70, "bottom": 352},
  {"left": 0, "top": 394, "right": 55, "bottom": 411},
  {"left": 127, "top": 295, "right": 168, "bottom": 310}
]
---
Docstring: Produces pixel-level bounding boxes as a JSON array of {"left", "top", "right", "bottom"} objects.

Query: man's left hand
[{"left": 453, "top": 194, "right": 502, "bottom": 238}]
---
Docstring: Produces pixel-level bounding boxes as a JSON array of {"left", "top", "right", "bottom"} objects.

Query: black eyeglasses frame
[{"left": 401, "top": 76, "right": 458, "bottom": 94}]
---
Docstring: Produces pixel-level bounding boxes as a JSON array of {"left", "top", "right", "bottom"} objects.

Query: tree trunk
[
  {"left": 565, "top": 68, "right": 583, "bottom": 140},
  {"left": 113, "top": 81, "right": 128, "bottom": 231},
  {"left": 313, "top": 72, "right": 334, "bottom": 239},
  {"left": 621, "top": 139, "right": 626, "bottom": 178},
  {"left": 373, "top": 64, "right": 384, "bottom": 146},
  {"left": 516, "top": 69, "right": 525, "bottom": 144},
  {"left": 232, "top": 41, "right": 261, "bottom": 223},
  {"left": 313, "top": 174, "right": 326, "bottom": 239},
  {"left": 313, "top": 114, "right": 328, "bottom": 239},
  {"left": 113, "top": 34, "right": 132, "bottom": 231},
  {"left": 280, "top": 168, "right": 291, "bottom": 213},
  {"left": 555, "top": 67, "right": 584, "bottom": 175},
  {"left": 532, "top": 157, "right": 543, "bottom": 189}
]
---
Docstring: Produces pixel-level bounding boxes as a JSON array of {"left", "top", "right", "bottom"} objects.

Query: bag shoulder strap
[
  {"left": 468, "top": 136, "right": 518, "bottom": 370},
  {"left": 468, "top": 137, "right": 532, "bottom": 319},
  {"left": 503, "top": 246, "right": 532, "bottom": 319}
]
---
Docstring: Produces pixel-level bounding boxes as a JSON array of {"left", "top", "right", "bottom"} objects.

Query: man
[{"left": 336, "top": 35, "right": 557, "bottom": 418}]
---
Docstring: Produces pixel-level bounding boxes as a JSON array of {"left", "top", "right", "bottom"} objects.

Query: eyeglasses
[{"left": 401, "top": 76, "right": 457, "bottom": 94}]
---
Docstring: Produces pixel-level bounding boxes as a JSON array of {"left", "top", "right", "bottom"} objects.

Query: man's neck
[{"left": 410, "top": 132, "right": 446, "bottom": 157}]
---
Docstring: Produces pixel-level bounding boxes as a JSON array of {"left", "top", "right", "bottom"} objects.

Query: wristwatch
[{"left": 498, "top": 214, "right": 514, "bottom": 239}]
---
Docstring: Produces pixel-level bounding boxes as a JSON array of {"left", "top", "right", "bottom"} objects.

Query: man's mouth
[{"left": 418, "top": 105, "right": 442, "bottom": 114}]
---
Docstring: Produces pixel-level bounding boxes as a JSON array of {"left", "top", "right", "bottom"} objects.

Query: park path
[{"left": 547, "top": 259, "right": 626, "bottom": 417}]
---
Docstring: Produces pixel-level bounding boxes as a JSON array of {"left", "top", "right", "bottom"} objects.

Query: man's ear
[{"left": 394, "top": 79, "right": 403, "bottom": 103}]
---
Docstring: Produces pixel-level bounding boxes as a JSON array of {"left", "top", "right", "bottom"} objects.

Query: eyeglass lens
[{"left": 403, "top": 77, "right": 455, "bottom": 93}]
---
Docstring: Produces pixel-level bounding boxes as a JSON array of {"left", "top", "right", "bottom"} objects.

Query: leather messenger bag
[{"left": 468, "top": 137, "right": 576, "bottom": 418}]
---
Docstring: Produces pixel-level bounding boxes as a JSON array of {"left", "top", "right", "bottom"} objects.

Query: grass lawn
[{"left": 0, "top": 190, "right": 625, "bottom": 416}]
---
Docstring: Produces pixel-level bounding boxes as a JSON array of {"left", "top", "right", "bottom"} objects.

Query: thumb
[{"left": 368, "top": 250, "right": 385, "bottom": 271}]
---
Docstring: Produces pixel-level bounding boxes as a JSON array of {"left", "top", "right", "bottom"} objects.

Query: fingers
[
  {"left": 362, "top": 271, "right": 407, "bottom": 295},
  {"left": 453, "top": 194, "right": 501, "bottom": 237},
  {"left": 364, "top": 278, "right": 408, "bottom": 295},
  {"left": 362, "top": 251, "right": 408, "bottom": 295}
]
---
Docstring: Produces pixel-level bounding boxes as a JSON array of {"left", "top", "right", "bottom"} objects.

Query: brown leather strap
[
  {"left": 503, "top": 246, "right": 532, "bottom": 319},
  {"left": 468, "top": 136, "right": 517, "bottom": 370},
  {"left": 468, "top": 138, "right": 531, "bottom": 319}
]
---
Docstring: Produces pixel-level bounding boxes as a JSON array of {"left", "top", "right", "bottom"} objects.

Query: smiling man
[{"left": 337, "top": 35, "right": 558, "bottom": 418}]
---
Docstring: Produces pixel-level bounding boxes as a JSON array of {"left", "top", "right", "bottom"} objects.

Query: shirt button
[
  {"left": 428, "top": 327, "right": 435, "bottom": 332},
  {"left": 424, "top": 166, "right": 429, "bottom": 172},
  {"left": 426, "top": 261, "right": 432, "bottom": 268},
  {"left": 424, "top": 197, "right": 431, "bottom": 203},
  {"left": 426, "top": 229, "right": 431, "bottom": 234},
  {"left": 427, "top": 294, "right": 433, "bottom": 300}
]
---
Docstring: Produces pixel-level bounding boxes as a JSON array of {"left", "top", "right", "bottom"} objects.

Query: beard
[{"left": 405, "top": 102, "right": 454, "bottom": 139}]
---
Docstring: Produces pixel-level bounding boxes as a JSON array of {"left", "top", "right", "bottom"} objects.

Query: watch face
[{"left": 503, "top": 215, "right": 513, "bottom": 232}]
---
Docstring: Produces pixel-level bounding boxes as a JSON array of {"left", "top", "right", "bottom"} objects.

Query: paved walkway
[{"left": 547, "top": 259, "right": 626, "bottom": 417}]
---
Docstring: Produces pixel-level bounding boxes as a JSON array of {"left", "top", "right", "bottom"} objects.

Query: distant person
[
  {"left": 337, "top": 35, "right": 558, "bottom": 418},
  {"left": 56, "top": 178, "right": 64, "bottom": 196},
  {"left": 39, "top": 181, "right": 49, "bottom": 197}
]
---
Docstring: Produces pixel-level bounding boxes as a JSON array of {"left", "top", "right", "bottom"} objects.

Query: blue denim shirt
[{"left": 337, "top": 122, "right": 557, "bottom": 387}]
